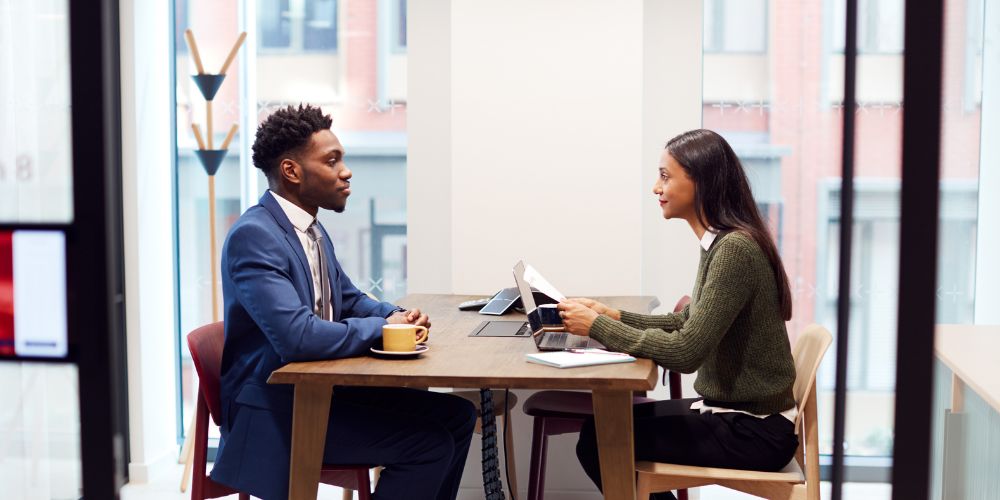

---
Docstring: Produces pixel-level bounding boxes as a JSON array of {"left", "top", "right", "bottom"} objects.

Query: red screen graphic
[{"left": 0, "top": 232, "right": 13, "bottom": 356}]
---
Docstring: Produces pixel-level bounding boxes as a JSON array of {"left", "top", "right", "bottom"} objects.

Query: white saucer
[{"left": 370, "top": 344, "right": 429, "bottom": 357}]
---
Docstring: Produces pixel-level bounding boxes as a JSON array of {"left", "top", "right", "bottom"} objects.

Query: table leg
[
  {"left": 288, "top": 382, "right": 334, "bottom": 500},
  {"left": 592, "top": 390, "right": 635, "bottom": 500}
]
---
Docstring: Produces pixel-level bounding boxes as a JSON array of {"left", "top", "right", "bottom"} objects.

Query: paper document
[
  {"left": 523, "top": 264, "right": 567, "bottom": 301},
  {"left": 525, "top": 349, "right": 636, "bottom": 369}
]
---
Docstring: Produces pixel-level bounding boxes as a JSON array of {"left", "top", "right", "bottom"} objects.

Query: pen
[{"left": 565, "top": 348, "right": 632, "bottom": 357}]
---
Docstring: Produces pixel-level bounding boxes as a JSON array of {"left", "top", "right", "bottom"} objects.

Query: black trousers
[
  {"left": 576, "top": 398, "right": 798, "bottom": 500},
  {"left": 321, "top": 386, "right": 477, "bottom": 500}
]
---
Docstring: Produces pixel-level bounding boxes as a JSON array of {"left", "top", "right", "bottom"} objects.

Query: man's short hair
[{"left": 251, "top": 104, "right": 333, "bottom": 180}]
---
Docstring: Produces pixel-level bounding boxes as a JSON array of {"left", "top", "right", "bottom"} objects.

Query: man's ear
[{"left": 278, "top": 158, "right": 302, "bottom": 185}]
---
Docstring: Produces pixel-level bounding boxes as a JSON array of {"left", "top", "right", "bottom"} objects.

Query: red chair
[
  {"left": 522, "top": 296, "right": 691, "bottom": 500},
  {"left": 187, "top": 322, "right": 374, "bottom": 500}
]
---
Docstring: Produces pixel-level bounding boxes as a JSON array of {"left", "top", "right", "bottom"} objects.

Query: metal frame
[
  {"left": 889, "top": 1, "right": 945, "bottom": 499},
  {"left": 830, "top": 0, "right": 858, "bottom": 497},
  {"left": 68, "top": 0, "right": 129, "bottom": 497}
]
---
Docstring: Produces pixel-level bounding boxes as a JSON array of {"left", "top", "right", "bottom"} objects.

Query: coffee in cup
[{"left": 382, "top": 324, "right": 429, "bottom": 352}]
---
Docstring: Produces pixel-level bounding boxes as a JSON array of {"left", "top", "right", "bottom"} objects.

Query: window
[
  {"left": 704, "top": 0, "right": 768, "bottom": 53},
  {"left": 258, "top": 0, "right": 339, "bottom": 52},
  {"left": 832, "top": 0, "right": 904, "bottom": 54},
  {"left": 173, "top": 0, "right": 408, "bottom": 450}
]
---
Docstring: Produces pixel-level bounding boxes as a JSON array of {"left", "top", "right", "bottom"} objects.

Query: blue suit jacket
[{"left": 211, "top": 192, "right": 397, "bottom": 500}]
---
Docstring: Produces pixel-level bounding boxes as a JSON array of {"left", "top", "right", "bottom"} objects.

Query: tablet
[{"left": 478, "top": 287, "right": 520, "bottom": 315}]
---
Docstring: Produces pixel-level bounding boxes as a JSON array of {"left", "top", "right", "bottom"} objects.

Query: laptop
[{"left": 513, "top": 261, "right": 596, "bottom": 351}]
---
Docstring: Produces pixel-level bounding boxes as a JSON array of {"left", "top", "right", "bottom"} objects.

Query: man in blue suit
[{"left": 213, "top": 104, "right": 476, "bottom": 500}]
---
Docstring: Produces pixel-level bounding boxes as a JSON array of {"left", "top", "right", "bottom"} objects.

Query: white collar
[
  {"left": 700, "top": 228, "right": 718, "bottom": 251},
  {"left": 270, "top": 190, "right": 316, "bottom": 233}
]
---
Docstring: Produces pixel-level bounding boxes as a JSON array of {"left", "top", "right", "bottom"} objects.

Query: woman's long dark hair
[{"left": 666, "top": 129, "right": 793, "bottom": 321}]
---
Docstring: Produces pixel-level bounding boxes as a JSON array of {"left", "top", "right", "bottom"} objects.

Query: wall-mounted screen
[{"left": 0, "top": 230, "right": 68, "bottom": 358}]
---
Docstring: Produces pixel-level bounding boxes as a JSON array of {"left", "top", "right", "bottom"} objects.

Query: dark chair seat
[
  {"left": 522, "top": 296, "right": 692, "bottom": 500},
  {"left": 524, "top": 390, "right": 656, "bottom": 420}
]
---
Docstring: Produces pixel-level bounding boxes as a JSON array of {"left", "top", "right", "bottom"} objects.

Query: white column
[
  {"left": 407, "top": 0, "right": 454, "bottom": 293},
  {"left": 119, "top": 0, "right": 180, "bottom": 483}
]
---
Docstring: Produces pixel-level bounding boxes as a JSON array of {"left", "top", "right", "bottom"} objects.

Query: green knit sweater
[{"left": 589, "top": 231, "right": 796, "bottom": 415}]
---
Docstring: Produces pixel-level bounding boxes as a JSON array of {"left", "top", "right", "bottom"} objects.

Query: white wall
[
  {"left": 120, "top": 0, "right": 180, "bottom": 484},
  {"left": 975, "top": 0, "right": 1000, "bottom": 325},
  {"left": 409, "top": 1, "right": 703, "bottom": 497}
]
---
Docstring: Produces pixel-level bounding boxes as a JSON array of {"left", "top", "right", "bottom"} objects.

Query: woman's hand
[
  {"left": 567, "top": 297, "right": 621, "bottom": 321},
  {"left": 557, "top": 301, "right": 600, "bottom": 337}
]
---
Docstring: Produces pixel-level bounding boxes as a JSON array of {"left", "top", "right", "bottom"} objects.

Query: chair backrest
[
  {"left": 673, "top": 295, "right": 691, "bottom": 313},
  {"left": 791, "top": 324, "right": 832, "bottom": 421},
  {"left": 187, "top": 322, "right": 226, "bottom": 427}
]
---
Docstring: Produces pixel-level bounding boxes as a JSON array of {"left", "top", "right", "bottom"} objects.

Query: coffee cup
[
  {"left": 537, "top": 304, "right": 563, "bottom": 326},
  {"left": 382, "top": 324, "right": 429, "bottom": 352}
]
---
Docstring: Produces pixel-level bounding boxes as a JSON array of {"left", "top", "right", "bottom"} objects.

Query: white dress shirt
[
  {"left": 689, "top": 228, "right": 798, "bottom": 424},
  {"left": 270, "top": 190, "right": 328, "bottom": 319}
]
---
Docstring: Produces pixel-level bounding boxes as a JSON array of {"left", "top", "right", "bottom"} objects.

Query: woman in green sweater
[{"left": 558, "top": 129, "right": 798, "bottom": 499}]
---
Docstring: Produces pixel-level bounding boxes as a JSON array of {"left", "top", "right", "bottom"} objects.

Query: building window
[
  {"left": 258, "top": 0, "right": 339, "bottom": 52},
  {"left": 832, "top": 0, "right": 904, "bottom": 54},
  {"left": 704, "top": 0, "right": 768, "bottom": 53},
  {"left": 394, "top": 0, "right": 407, "bottom": 50}
]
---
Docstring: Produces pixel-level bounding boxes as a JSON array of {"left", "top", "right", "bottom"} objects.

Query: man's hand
[
  {"left": 567, "top": 297, "right": 621, "bottom": 321},
  {"left": 405, "top": 308, "right": 431, "bottom": 329},
  {"left": 556, "top": 301, "right": 600, "bottom": 337},
  {"left": 386, "top": 311, "right": 411, "bottom": 325},
  {"left": 387, "top": 308, "right": 431, "bottom": 328}
]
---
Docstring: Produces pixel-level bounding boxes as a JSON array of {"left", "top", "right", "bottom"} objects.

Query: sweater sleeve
[
  {"left": 618, "top": 303, "right": 689, "bottom": 332},
  {"left": 588, "top": 241, "right": 757, "bottom": 373}
]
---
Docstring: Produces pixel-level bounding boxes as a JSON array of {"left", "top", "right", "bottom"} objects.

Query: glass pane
[
  {"left": 254, "top": 0, "right": 408, "bottom": 302},
  {"left": 931, "top": 0, "right": 996, "bottom": 498},
  {"left": 173, "top": 0, "right": 409, "bottom": 446},
  {"left": 303, "top": 0, "right": 337, "bottom": 51},
  {"left": 704, "top": 0, "right": 767, "bottom": 53},
  {"left": 0, "top": 0, "right": 74, "bottom": 223},
  {"left": 0, "top": 363, "right": 82, "bottom": 499},
  {"left": 259, "top": 0, "right": 291, "bottom": 49},
  {"left": 705, "top": 0, "right": 900, "bottom": 494},
  {"left": 174, "top": 2, "right": 248, "bottom": 442}
]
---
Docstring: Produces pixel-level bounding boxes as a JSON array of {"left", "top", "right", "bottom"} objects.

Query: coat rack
[{"left": 179, "top": 28, "right": 245, "bottom": 493}]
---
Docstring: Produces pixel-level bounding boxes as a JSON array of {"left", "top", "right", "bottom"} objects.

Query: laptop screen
[
  {"left": 512, "top": 261, "right": 536, "bottom": 312},
  {"left": 512, "top": 261, "right": 543, "bottom": 336}
]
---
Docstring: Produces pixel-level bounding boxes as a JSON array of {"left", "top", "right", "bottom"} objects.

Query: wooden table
[
  {"left": 268, "top": 294, "right": 660, "bottom": 500},
  {"left": 935, "top": 324, "right": 1000, "bottom": 414}
]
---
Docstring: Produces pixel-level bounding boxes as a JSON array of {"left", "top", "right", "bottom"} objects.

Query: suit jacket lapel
[{"left": 260, "top": 192, "right": 315, "bottom": 308}]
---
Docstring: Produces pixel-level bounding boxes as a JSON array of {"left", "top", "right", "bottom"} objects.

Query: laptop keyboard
[{"left": 540, "top": 331, "right": 592, "bottom": 349}]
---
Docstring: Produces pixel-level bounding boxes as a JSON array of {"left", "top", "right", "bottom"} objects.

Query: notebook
[{"left": 525, "top": 349, "right": 636, "bottom": 368}]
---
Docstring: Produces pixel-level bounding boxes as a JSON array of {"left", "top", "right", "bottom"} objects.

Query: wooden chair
[
  {"left": 635, "top": 324, "right": 832, "bottom": 500},
  {"left": 521, "top": 296, "right": 691, "bottom": 500},
  {"left": 186, "top": 322, "right": 375, "bottom": 500}
]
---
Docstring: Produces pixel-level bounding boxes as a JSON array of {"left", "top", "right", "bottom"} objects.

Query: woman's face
[{"left": 653, "top": 151, "right": 696, "bottom": 221}]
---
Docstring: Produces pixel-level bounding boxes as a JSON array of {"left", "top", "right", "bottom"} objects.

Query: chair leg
[
  {"left": 501, "top": 411, "right": 519, "bottom": 499},
  {"left": 357, "top": 468, "right": 372, "bottom": 500},
  {"left": 636, "top": 473, "right": 652, "bottom": 500},
  {"left": 179, "top": 414, "right": 196, "bottom": 492},
  {"left": 191, "top": 390, "right": 210, "bottom": 500},
  {"left": 342, "top": 489, "right": 354, "bottom": 500},
  {"left": 526, "top": 417, "right": 549, "bottom": 500},
  {"left": 238, "top": 493, "right": 250, "bottom": 500}
]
